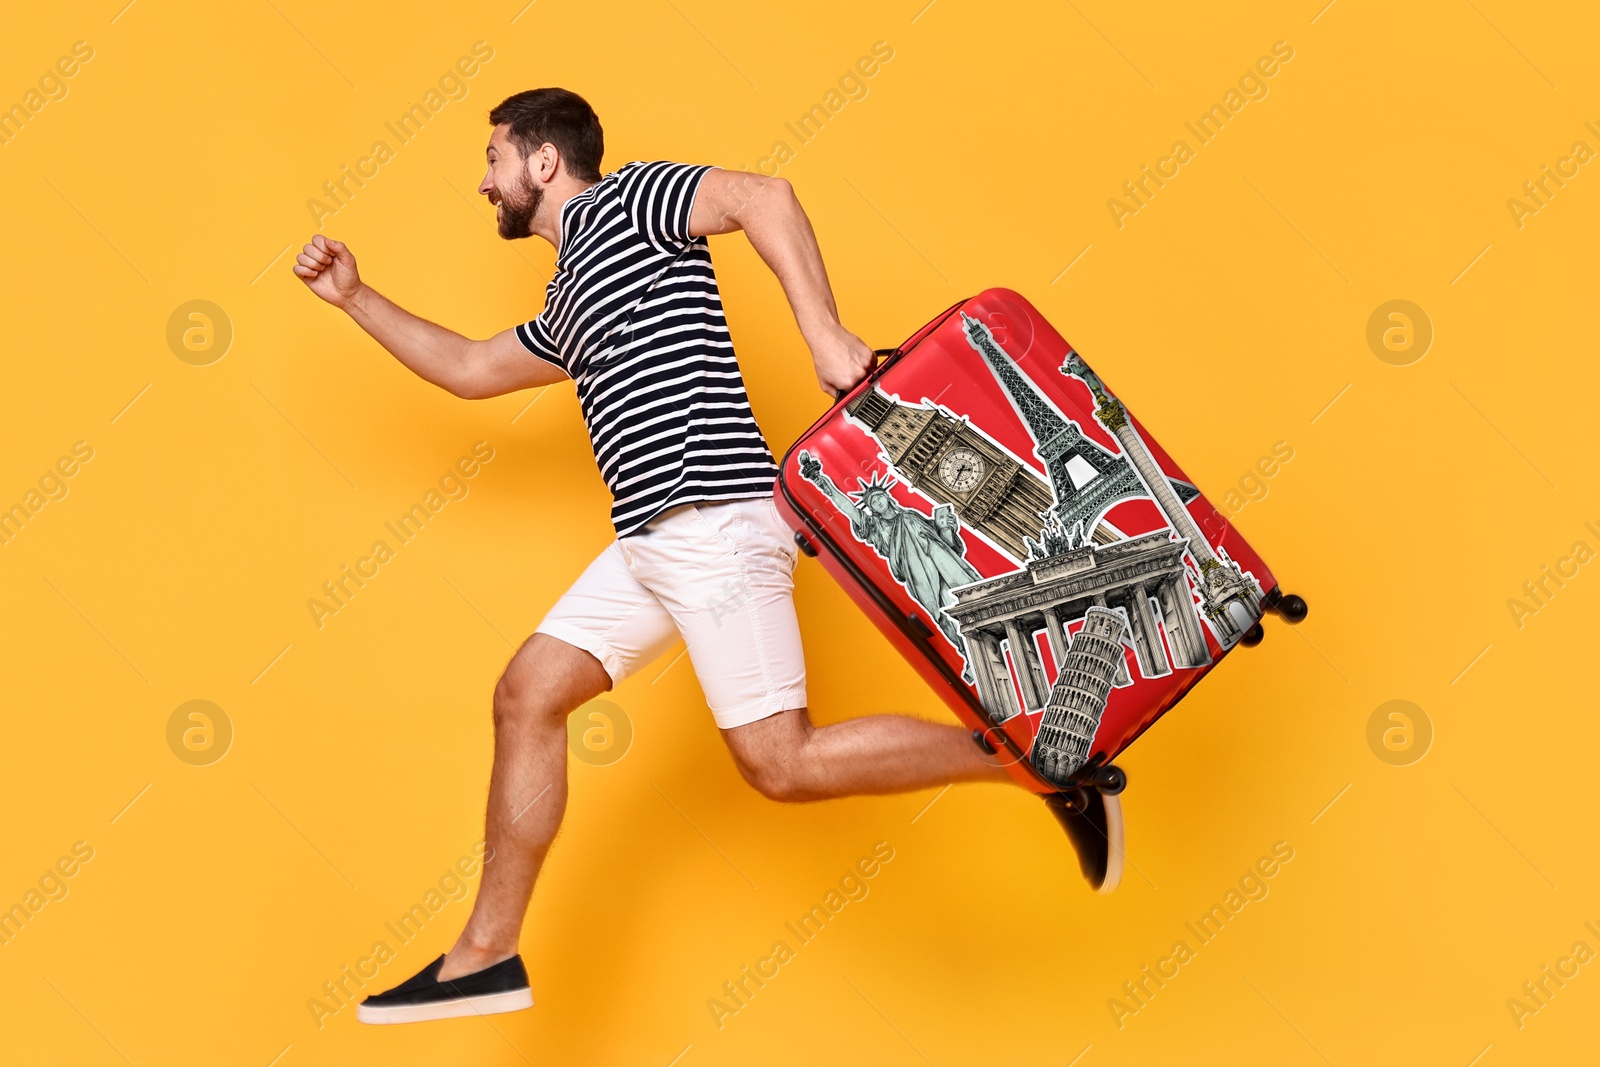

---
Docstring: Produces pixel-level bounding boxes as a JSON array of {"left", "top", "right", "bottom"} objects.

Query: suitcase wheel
[
  {"left": 1239, "top": 622, "right": 1266, "bottom": 647},
  {"left": 1086, "top": 764, "right": 1127, "bottom": 796},
  {"left": 1274, "top": 593, "right": 1309, "bottom": 623},
  {"left": 1263, "top": 588, "right": 1309, "bottom": 623},
  {"left": 970, "top": 728, "right": 997, "bottom": 755},
  {"left": 793, "top": 531, "right": 818, "bottom": 558}
]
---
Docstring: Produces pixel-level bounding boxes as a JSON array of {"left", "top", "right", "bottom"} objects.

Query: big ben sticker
[
  {"left": 842, "top": 385, "right": 1052, "bottom": 563},
  {"left": 936, "top": 447, "right": 985, "bottom": 493}
]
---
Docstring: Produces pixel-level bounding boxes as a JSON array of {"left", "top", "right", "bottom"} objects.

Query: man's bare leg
[
  {"left": 723, "top": 707, "right": 1124, "bottom": 892},
  {"left": 438, "top": 633, "right": 611, "bottom": 981},
  {"left": 721, "top": 707, "right": 1014, "bottom": 803}
]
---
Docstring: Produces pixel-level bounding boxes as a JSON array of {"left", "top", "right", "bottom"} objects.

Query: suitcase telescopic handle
[{"left": 833, "top": 348, "right": 899, "bottom": 403}]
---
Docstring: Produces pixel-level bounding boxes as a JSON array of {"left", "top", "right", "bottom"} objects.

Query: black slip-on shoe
[
  {"left": 1043, "top": 787, "right": 1125, "bottom": 894},
  {"left": 357, "top": 954, "right": 533, "bottom": 1025}
]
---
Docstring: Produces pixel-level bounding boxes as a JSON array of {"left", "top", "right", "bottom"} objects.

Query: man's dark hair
[{"left": 489, "top": 88, "right": 604, "bottom": 182}]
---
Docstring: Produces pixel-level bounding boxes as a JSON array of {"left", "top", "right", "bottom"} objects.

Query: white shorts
[{"left": 535, "top": 497, "right": 807, "bottom": 729}]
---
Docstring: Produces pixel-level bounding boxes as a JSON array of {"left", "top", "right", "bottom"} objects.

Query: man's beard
[{"left": 497, "top": 171, "right": 541, "bottom": 240}]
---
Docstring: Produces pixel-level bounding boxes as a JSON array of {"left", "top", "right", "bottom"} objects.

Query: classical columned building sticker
[{"left": 945, "top": 530, "right": 1210, "bottom": 726}]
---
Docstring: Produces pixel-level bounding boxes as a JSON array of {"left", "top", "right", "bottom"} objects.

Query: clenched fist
[
  {"left": 294, "top": 234, "right": 363, "bottom": 309},
  {"left": 810, "top": 322, "right": 876, "bottom": 398}
]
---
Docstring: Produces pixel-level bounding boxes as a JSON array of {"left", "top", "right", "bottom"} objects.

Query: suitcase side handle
[
  {"left": 829, "top": 296, "right": 970, "bottom": 404},
  {"left": 832, "top": 348, "right": 900, "bottom": 403}
]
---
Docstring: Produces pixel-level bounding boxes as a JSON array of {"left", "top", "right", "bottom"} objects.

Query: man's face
[{"left": 480, "top": 125, "right": 540, "bottom": 240}]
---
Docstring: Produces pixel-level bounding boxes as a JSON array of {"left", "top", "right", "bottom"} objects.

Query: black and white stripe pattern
[{"left": 515, "top": 161, "right": 779, "bottom": 537}]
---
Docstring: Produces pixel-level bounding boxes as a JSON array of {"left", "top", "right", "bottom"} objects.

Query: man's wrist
[
  {"left": 342, "top": 282, "right": 373, "bottom": 317},
  {"left": 803, "top": 321, "right": 847, "bottom": 370},
  {"left": 795, "top": 305, "right": 842, "bottom": 341}
]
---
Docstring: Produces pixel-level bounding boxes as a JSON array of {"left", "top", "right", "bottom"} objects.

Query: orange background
[{"left": 2, "top": 1, "right": 1597, "bottom": 1063}]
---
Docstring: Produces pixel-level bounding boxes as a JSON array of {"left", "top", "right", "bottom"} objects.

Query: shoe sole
[
  {"left": 357, "top": 987, "right": 533, "bottom": 1025},
  {"left": 1098, "top": 790, "right": 1125, "bottom": 895}
]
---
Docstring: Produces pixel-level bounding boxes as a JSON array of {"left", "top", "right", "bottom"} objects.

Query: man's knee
[
  {"left": 729, "top": 723, "right": 816, "bottom": 803},
  {"left": 736, "top": 756, "right": 813, "bottom": 803},
  {"left": 493, "top": 670, "right": 550, "bottom": 731},
  {"left": 491, "top": 633, "right": 612, "bottom": 732},
  {"left": 492, "top": 645, "right": 567, "bottom": 731}
]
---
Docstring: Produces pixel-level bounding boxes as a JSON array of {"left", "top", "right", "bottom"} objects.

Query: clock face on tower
[{"left": 937, "top": 447, "right": 985, "bottom": 492}]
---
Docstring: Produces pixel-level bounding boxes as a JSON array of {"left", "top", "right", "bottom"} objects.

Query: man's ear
[{"left": 534, "top": 142, "right": 560, "bottom": 183}]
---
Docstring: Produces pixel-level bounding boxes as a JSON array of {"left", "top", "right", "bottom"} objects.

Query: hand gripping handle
[{"left": 833, "top": 348, "right": 899, "bottom": 404}]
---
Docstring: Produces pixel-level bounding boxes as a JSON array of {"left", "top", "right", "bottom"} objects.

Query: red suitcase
[{"left": 773, "top": 288, "right": 1306, "bottom": 797}]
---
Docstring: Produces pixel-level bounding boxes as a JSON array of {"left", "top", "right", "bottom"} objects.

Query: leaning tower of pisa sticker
[{"left": 1029, "top": 606, "right": 1129, "bottom": 787}]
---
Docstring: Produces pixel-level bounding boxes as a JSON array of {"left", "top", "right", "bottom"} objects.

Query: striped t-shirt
[{"left": 515, "top": 160, "right": 780, "bottom": 537}]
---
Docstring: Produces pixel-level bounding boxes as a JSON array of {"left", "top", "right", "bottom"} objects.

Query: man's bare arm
[
  {"left": 294, "top": 235, "right": 567, "bottom": 399},
  {"left": 689, "top": 170, "right": 874, "bottom": 397}
]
